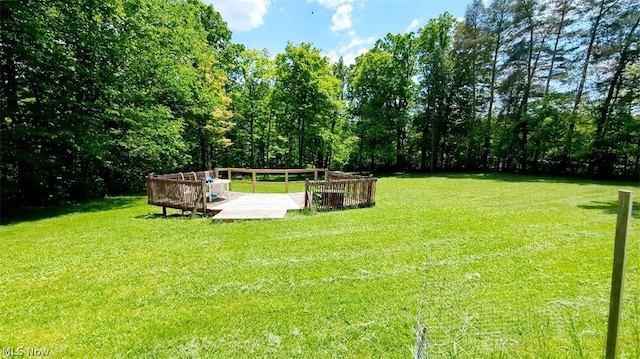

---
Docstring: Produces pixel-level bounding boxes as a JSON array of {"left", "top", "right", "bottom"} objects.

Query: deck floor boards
[{"left": 208, "top": 192, "right": 305, "bottom": 220}]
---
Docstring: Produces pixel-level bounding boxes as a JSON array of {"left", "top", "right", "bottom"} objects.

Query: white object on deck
[{"left": 205, "top": 179, "right": 231, "bottom": 199}]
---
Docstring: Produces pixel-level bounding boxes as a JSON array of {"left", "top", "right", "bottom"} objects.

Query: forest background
[{"left": 1, "top": 0, "right": 639, "bottom": 212}]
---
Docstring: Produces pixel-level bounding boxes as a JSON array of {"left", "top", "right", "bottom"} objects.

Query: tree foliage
[
  {"left": 1, "top": 0, "right": 232, "bottom": 208},
  {"left": 272, "top": 42, "right": 343, "bottom": 168}
]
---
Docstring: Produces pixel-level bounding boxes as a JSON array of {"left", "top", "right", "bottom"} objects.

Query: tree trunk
[
  {"left": 298, "top": 117, "right": 304, "bottom": 167},
  {"left": 1, "top": 7, "right": 18, "bottom": 124},
  {"left": 265, "top": 111, "right": 273, "bottom": 167},
  {"left": 420, "top": 123, "right": 428, "bottom": 171},
  {"left": 200, "top": 133, "right": 207, "bottom": 170},
  {"left": 574, "top": 0, "right": 608, "bottom": 111},
  {"left": 636, "top": 137, "right": 640, "bottom": 181},
  {"left": 249, "top": 115, "right": 255, "bottom": 168},
  {"left": 430, "top": 120, "right": 436, "bottom": 172},
  {"left": 483, "top": 26, "right": 502, "bottom": 169},
  {"left": 369, "top": 152, "right": 375, "bottom": 174},
  {"left": 209, "top": 143, "right": 215, "bottom": 169},
  {"left": 519, "top": 21, "right": 536, "bottom": 173},
  {"left": 533, "top": 138, "right": 541, "bottom": 173},
  {"left": 1, "top": 5, "right": 18, "bottom": 190},
  {"left": 316, "top": 149, "right": 324, "bottom": 169},
  {"left": 396, "top": 125, "right": 404, "bottom": 170},
  {"left": 518, "top": 13, "right": 548, "bottom": 173},
  {"left": 544, "top": 0, "right": 569, "bottom": 96}
]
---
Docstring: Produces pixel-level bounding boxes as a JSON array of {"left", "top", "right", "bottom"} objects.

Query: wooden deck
[
  {"left": 207, "top": 192, "right": 305, "bottom": 220},
  {"left": 147, "top": 170, "right": 376, "bottom": 217}
]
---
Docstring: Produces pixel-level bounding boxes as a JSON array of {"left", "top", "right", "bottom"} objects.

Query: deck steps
[{"left": 212, "top": 209, "right": 287, "bottom": 220}]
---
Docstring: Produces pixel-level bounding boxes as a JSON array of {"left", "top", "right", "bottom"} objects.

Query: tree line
[
  {"left": 2, "top": 0, "right": 236, "bottom": 208},
  {"left": 346, "top": 0, "right": 639, "bottom": 178},
  {"left": 2, "top": 0, "right": 639, "bottom": 210}
]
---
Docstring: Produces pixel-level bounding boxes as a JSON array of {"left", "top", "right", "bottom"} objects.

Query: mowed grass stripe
[{"left": 1, "top": 174, "right": 638, "bottom": 357}]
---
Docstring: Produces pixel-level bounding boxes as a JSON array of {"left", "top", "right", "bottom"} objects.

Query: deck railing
[
  {"left": 155, "top": 170, "right": 218, "bottom": 181},
  {"left": 146, "top": 171, "right": 217, "bottom": 215},
  {"left": 217, "top": 168, "right": 325, "bottom": 193},
  {"left": 304, "top": 171, "right": 377, "bottom": 211},
  {"left": 325, "top": 171, "right": 368, "bottom": 181}
]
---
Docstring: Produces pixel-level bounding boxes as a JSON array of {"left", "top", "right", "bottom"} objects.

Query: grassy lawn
[
  {"left": 230, "top": 180, "right": 307, "bottom": 193},
  {"left": 1, "top": 174, "right": 639, "bottom": 358}
]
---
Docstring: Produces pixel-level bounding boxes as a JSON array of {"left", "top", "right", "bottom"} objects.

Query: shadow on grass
[
  {"left": 134, "top": 213, "right": 207, "bottom": 220},
  {"left": 577, "top": 200, "right": 640, "bottom": 219},
  {"left": 387, "top": 172, "right": 640, "bottom": 187},
  {"left": 1, "top": 196, "right": 142, "bottom": 226}
]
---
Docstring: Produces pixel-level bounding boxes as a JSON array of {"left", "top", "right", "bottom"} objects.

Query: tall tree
[
  {"left": 374, "top": 33, "right": 416, "bottom": 170},
  {"left": 563, "top": 0, "right": 613, "bottom": 171},
  {"left": 326, "top": 57, "right": 352, "bottom": 169},
  {"left": 483, "top": 0, "right": 512, "bottom": 168},
  {"left": 272, "top": 42, "right": 341, "bottom": 167},
  {"left": 415, "top": 14, "right": 456, "bottom": 171},
  {"left": 498, "top": 0, "right": 547, "bottom": 172},
  {"left": 349, "top": 49, "right": 397, "bottom": 172},
  {"left": 226, "top": 48, "right": 274, "bottom": 168},
  {"left": 454, "top": 1, "right": 493, "bottom": 169},
  {"left": 589, "top": 0, "right": 640, "bottom": 176},
  {"left": 543, "top": 0, "right": 575, "bottom": 97}
]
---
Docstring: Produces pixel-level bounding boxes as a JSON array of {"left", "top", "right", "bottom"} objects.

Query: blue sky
[{"left": 204, "top": 0, "right": 472, "bottom": 65}]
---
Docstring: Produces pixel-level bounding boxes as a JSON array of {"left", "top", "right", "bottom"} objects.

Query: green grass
[
  {"left": 226, "top": 173, "right": 313, "bottom": 194},
  {"left": 231, "top": 181, "right": 306, "bottom": 193},
  {"left": 1, "top": 174, "right": 639, "bottom": 358}
]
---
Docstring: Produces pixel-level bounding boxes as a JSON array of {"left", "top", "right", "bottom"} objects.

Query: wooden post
[
  {"left": 252, "top": 170, "right": 257, "bottom": 193},
  {"left": 304, "top": 179, "right": 309, "bottom": 208},
  {"left": 202, "top": 181, "right": 206, "bottom": 215},
  {"left": 285, "top": 171, "right": 289, "bottom": 193},
  {"left": 191, "top": 186, "right": 203, "bottom": 218},
  {"left": 314, "top": 170, "right": 318, "bottom": 181},
  {"left": 606, "top": 190, "right": 633, "bottom": 359},
  {"left": 227, "top": 169, "right": 232, "bottom": 191}
]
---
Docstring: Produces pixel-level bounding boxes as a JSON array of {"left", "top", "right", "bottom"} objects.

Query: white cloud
[
  {"left": 456, "top": 16, "right": 464, "bottom": 23},
  {"left": 311, "top": 0, "right": 353, "bottom": 32},
  {"left": 330, "top": 4, "right": 352, "bottom": 32},
  {"left": 324, "top": 33, "right": 373, "bottom": 66},
  {"left": 314, "top": 0, "right": 352, "bottom": 9},
  {"left": 341, "top": 47, "right": 368, "bottom": 66},
  {"left": 206, "top": 0, "right": 270, "bottom": 32},
  {"left": 339, "top": 35, "right": 375, "bottom": 53},
  {"left": 317, "top": 0, "right": 371, "bottom": 65},
  {"left": 325, "top": 50, "right": 340, "bottom": 64},
  {"left": 406, "top": 19, "right": 419, "bottom": 32}
]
